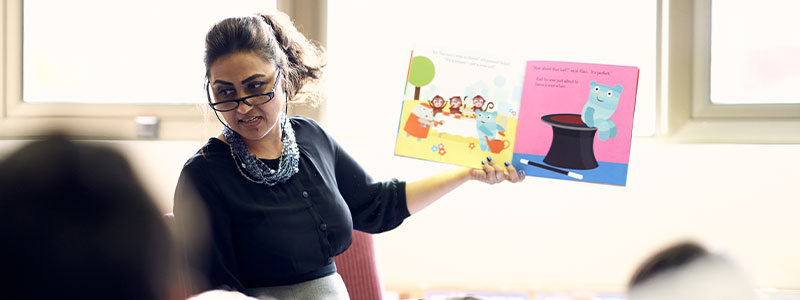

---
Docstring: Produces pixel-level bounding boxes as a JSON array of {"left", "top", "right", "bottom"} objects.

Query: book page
[
  {"left": 394, "top": 47, "right": 525, "bottom": 169},
  {"left": 512, "top": 61, "right": 639, "bottom": 186}
]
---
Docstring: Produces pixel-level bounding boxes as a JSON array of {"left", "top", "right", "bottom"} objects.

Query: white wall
[
  {"left": 352, "top": 138, "right": 800, "bottom": 293},
  {"left": 1, "top": 137, "right": 797, "bottom": 293},
  {"left": 0, "top": 139, "right": 200, "bottom": 213}
]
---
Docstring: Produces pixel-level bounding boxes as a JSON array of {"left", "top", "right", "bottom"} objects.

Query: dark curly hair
[{"left": 204, "top": 11, "right": 327, "bottom": 106}]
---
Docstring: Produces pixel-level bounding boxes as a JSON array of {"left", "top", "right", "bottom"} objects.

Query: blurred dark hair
[
  {"left": 629, "top": 241, "right": 709, "bottom": 287},
  {"left": 204, "top": 11, "right": 326, "bottom": 106},
  {"left": 0, "top": 134, "right": 175, "bottom": 300}
]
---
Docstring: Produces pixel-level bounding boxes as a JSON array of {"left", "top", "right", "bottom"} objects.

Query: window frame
[
  {"left": 0, "top": 0, "right": 325, "bottom": 139},
  {"left": 660, "top": 0, "right": 800, "bottom": 143}
]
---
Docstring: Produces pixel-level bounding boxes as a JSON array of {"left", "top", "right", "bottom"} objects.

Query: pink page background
[{"left": 514, "top": 61, "right": 639, "bottom": 164}]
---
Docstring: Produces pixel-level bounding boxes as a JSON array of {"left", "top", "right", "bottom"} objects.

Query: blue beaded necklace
[{"left": 223, "top": 113, "right": 299, "bottom": 186}]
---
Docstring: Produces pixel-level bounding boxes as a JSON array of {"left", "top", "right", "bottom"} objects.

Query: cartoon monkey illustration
[
  {"left": 428, "top": 95, "right": 446, "bottom": 117},
  {"left": 472, "top": 95, "right": 486, "bottom": 112},
  {"left": 448, "top": 96, "right": 464, "bottom": 117}
]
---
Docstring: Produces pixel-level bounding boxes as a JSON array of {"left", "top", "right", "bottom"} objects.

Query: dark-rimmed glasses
[{"left": 206, "top": 69, "right": 281, "bottom": 112}]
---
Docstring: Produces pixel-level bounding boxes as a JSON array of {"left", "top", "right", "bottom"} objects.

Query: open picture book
[{"left": 394, "top": 46, "right": 639, "bottom": 186}]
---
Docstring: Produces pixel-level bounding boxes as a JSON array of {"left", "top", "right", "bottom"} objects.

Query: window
[
  {"left": 2, "top": 0, "right": 279, "bottom": 139},
  {"left": 662, "top": 0, "right": 800, "bottom": 143},
  {"left": 709, "top": 0, "right": 800, "bottom": 105},
  {"left": 325, "top": 1, "right": 657, "bottom": 143}
]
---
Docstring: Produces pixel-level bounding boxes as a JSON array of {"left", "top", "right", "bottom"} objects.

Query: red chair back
[{"left": 334, "top": 230, "right": 383, "bottom": 300}]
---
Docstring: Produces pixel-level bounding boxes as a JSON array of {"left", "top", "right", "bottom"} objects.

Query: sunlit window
[
  {"left": 22, "top": 0, "right": 276, "bottom": 104},
  {"left": 709, "top": 0, "right": 800, "bottom": 104}
]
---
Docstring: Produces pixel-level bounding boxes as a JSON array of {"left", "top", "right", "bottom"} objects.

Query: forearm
[{"left": 405, "top": 167, "right": 473, "bottom": 215}]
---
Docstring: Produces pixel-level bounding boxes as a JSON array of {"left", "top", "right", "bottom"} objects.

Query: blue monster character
[
  {"left": 476, "top": 110, "right": 505, "bottom": 152},
  {"left": 581, "top": 81, "right": 623, "bottom": 141}
]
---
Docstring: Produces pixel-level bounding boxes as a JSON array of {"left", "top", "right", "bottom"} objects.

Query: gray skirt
[{"left": 245, "top": 273, "right": 350, "bottom": 300}]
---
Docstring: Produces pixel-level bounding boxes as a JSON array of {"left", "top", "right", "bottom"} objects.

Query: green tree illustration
[{"left": 407, "top": 56, "right": 435, "bottom": 100}]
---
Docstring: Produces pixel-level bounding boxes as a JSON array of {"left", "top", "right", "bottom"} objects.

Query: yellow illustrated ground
[{"left": 394, "top": 100, "right": 518, "bottom": 169}]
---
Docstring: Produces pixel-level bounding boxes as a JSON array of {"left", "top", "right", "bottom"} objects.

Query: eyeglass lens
[{"left": 212, "top": 94, "right": 273, "bottom": 111}]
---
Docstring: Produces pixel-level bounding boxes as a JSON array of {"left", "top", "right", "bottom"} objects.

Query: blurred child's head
[
  {"left": 0, "top": 134, "right": 176, "bottom": 300},
  {"left": 628, "top": 241, "right": 757, "bottom": 300}
]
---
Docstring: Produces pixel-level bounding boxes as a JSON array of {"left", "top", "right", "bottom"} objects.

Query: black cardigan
[{"left": 174, "top": 116, "right": 409, "bottom": 292}]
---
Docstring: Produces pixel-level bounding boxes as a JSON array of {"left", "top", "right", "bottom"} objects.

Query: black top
[{"left": 173, "top": 117, "right": 409, "bottom": 292}]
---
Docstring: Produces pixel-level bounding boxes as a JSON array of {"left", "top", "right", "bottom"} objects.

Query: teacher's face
[{"left": 208, "top": 52, "right": 284, "bottom": 143}]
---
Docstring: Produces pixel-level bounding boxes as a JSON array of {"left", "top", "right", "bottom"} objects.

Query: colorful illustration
[
  {"left": 395, "top": 49, "right": 639, "bottom": 186},
  {"left": 582, "top": 81, "right": 623, "bottom": 141},
  {"left": 407, "top": 55, "right": 435, "bottom": 100},
  {"left": 471, "top": 95, "right": 487, "bottom": 111},
  {"left": 403, "top": 102, "right": 434, "bottom": 140},
  {"left": 513, "top": 61, "right": 639, "bottom": 186},
  {"left": 448, "top": 96, "right": 464, "bottom": 117},
  {"left": 475, "top": 109, "right": 506, "bottom": 152},
  {"left": 429, "top": 95, "right": 446, "bottom": 117},
  {"left": 395, "top": 47, "right": 524, "bottom": 169}
]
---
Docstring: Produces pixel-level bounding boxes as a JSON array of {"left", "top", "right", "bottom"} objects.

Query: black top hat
[{"left": 540, "top": 113, "right": 599, "bottom": 170}]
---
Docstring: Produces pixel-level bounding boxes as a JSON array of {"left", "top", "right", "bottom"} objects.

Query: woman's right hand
[{"left": 470, "top": 156, "right": 526, "bottom": 185}]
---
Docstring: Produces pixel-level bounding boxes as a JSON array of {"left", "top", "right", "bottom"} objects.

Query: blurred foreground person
[
  {"left": 628, "top": 241, "right": 758, "bottom": 300},
  {"left": 0, "top": 134, "right": 179, "bottom": 300}
]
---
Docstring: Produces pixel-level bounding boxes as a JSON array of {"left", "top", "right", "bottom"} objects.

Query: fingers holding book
[{"left": 472, "top": 156, "right": 525, "bottom": 184}]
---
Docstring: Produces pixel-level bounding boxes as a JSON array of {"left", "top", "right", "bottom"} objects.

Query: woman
[{"left": 174, "top": 11, "right": 525, "bottom": 299}]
